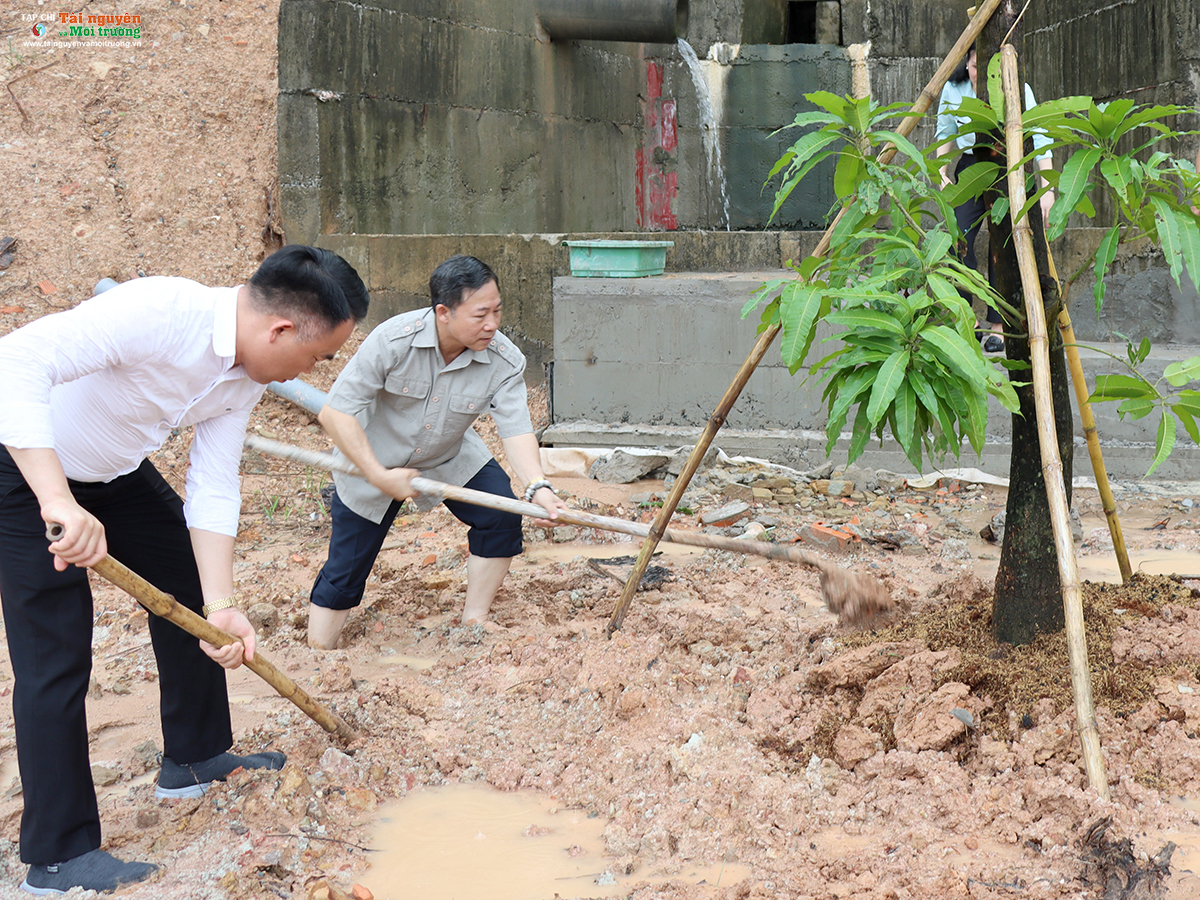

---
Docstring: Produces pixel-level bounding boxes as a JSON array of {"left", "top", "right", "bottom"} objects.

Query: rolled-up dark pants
[
  {"left": 953, "top": 151, "right": 1001, "bottom": 326},
  {"left": 311, "top": 458, "right": 523, "bottom": 611},
  {"left": 0, "top": 447, "right": 232, "bottom": 864}
]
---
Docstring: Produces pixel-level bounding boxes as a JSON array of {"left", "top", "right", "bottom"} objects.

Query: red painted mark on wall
[{"left": 637, "top": 61, "right": 678, "bottom": 231}]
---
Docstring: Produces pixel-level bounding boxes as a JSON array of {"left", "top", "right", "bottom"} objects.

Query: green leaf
[
  {"left": 1117, "top": 397, "right": 1156, "bottom": 420},
  {"left": 920, "top": 325, "right": 987, "bottom": 390},
  {"left": 845, "top": 403, "right": 872, "bottom": 465},
  {"left": 866, "top": 350, "right": 910, "bottom": 425},
  {"left": 1151, "top": 195, "right": 1185, "bottom": 287},
  {"left": 894, "top": 383, "right": 919, "bottom": 466},
  {"left": 1171, "top": 206, "right": 1200, "bottom": 293},
  {"left": 987, "top": 373, "right": 1021, "bottom": 414},
  {"left": 1092, "top": 224, "right": 1119, "bottom": 315},
  {"left": 868, "top": 129, "right": 928, "bottom": 172},
  {"left": 1051, "top": 147, "right": 1101, "bottom": 239},
  {"left": 1146, "top": 412, "right": 1176, "bottom": 477},
  {"left": 771, "top": 149, "right": 840, "bottom": 221},
  {"left": 1090, "top": 373, "right": 1151, "bottom": 400},
  {"left": 963, "top": 385, "right": 987, "bottom": 454},
  {"left": 824, "top": 308, "right": 907, "bottom": 336},
  {"left": 825, "top": 366, "right": 874, "bottom": 436},
  {"left": 943, "top": 162, "right": 1001, "bottom": 209},
  {"left": 922, "top": 230, "right": 954, "bottom": 267},
  {"left": 777, "top": 130, "right": 843, "bottom": 180},
  {"left": 1164, "top": 355, "right": 1200, "bottom": 387},
  {"left": 802, "top": 91, "right": 850, "bottom": 119},
  {"left": 985, "top": 53, "right": 1004, "bottom": 125},
  {"left": 833, "top": 151, "right": 864, "bottom": 199},
  {"left": 1176, "top": 390, "right": 1200, "bottom": 417},
  {"left": 1172, "top": 403, "right": 1200, "bottom": 444},
  {"left": 1099, "top": 156, "right": 1132, "bottom": 201},
  {"left": 777, "top": 109, "right": 841, "bottom": 132},
  {"left": 778, "top": 282, "right": 825, "bottom": 369}
]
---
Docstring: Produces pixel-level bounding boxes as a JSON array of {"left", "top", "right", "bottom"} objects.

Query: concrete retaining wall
[
  {"left": 547, "top": 268, "right": 1200, "bottom": 480},
  {"left": 316, "top": 230, "right": 818, "bottom": 377}
]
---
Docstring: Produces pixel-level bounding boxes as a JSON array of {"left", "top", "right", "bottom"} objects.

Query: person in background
[
  {"left": 0, "top": 246, "right": 368, "bottom": 894},
  {"left": 935, "top": 46, "right": 1055, "bottom": 354},
  {"left": 308, "top": 254, "right": 565, "bottom": 649}
]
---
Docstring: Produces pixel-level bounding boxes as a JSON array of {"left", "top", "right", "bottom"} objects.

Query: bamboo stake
[
  {"left": 243, "top": 436, "right": 893, "bottom": 622},
  {"left": 1049, "top": 255, "right": 1133, "bottom": 583},
  {"left": 48, "top": 523, "right": 359, "bottom": 743},
  {"left": 1000, "top": 46, "right": 1108, "bottom": 799},
  {"left": 606, "top": 0, "right": 1007, "bottom": 635}
]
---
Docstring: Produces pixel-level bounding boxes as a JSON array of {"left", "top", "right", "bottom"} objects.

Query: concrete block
[
  {"left": 700, "top": 500, "right": 752, "bottom": 526},
  {"left": 590, "top": 449, "right": 672, "bottom": 484}
]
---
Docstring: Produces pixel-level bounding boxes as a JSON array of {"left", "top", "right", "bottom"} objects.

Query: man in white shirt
[{"left": 0, "top": 245, "right": 367, "bottom": 894}]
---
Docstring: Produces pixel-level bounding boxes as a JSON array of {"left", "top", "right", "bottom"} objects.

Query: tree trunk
[{"left": 978, "top": 7, "right": 1074, "bottom": 645}]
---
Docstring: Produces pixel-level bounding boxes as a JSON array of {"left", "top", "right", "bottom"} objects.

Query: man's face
[
  {"left": 438, "top": 280, "right": 502, "bottom": 354},
  {"left": 244, "top": 318, "right": 354, "bottom": 384}
]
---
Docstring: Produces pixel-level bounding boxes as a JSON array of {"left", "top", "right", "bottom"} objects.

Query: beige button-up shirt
[{"left": 326, "top": 307, "right": 533, "bottom": 522}]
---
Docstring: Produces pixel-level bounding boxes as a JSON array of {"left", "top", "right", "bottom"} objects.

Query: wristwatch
[{"left": 202, "top": 596, "right": 238, "bottom": 618}]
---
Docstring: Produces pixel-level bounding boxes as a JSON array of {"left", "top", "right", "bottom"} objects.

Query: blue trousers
[
  {"left": 310, "top": 459, "right": 523, "bottom": 611},
  {"left": 0, "top": 447, "right": 232, "bottom": 864}
]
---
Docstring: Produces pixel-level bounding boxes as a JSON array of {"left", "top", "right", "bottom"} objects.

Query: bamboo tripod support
[
  {"left": 48, "top": 524, "right": 359, "bottom": 743},
  {"left": 1048, "top": 254, "right": 1134, "bottom": 583},
  {"left": 1000, "top": 47, "right": 1108, "bottom": 799},
  {"left": 606, "top": 0, "right": 1007, "bottom": 636}
]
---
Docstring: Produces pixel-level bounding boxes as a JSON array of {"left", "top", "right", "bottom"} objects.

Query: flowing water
[{"left": 677, "top": 39, "right": 730, "bottom": 230}]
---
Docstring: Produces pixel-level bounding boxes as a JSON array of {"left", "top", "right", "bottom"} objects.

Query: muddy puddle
[{"left": 361, "top": 783, "right": 752, "bottom": 900}]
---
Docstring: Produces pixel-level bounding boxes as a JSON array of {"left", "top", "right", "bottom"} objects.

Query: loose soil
[{"left": 4, "top": 4, "right": 1200, "bottom": 899}]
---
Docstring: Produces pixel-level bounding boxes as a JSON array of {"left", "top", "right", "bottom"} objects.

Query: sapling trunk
[{"left": 978, "top": 10, "right": 1074, "bottom": 645}]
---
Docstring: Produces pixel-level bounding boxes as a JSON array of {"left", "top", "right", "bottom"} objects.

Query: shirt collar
[
  {"left": 415, "top": 307, "right": 494, "bottom": 368},
  {"left": 212, "top": 286, "right": 239, "bottom": 359},
  {"left": 412, "top": 308, "right": 438, "bottom": 348}
]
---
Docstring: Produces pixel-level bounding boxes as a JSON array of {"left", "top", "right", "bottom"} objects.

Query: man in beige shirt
[{"left": 309, "top": 255, "right": 564, "bottom": 647}]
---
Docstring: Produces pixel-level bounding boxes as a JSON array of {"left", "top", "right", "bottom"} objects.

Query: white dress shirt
[
  {"left": 936, "top": 79, "right": 1051, "bottom": 158},
  {"left": 0, "top": 277, "right": 265, "bottom": 536}
]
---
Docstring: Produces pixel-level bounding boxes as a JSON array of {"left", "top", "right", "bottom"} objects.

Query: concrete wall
[
  {"left": 316, "top": 230, "right": 811, "bottom": 378},
  {"left": 277, "top": 0, "right": 848, "bottom": 242},
  {"left": 547, "top": 267, "right": 1200, "bottom": 479}
]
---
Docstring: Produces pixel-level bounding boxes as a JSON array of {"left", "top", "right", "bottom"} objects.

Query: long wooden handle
[
  {"left": 243, "top": 436, "right": 832, "bottom": 572},
  {"left": 48, "top": 524, "right": 358, "bottom": 742},
  {"left": 408, "top": 476, "right": 835, "bottom": 574}
]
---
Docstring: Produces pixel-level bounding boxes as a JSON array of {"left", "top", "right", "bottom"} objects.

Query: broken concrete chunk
[
  {"left": 666, "top": 445, "right": 718, "bottom": 476},
  {"left": 589, "top": 448, "right": 671, "bottom": 484},
  {"left": 699, "top": 500, "right": 751, "bottom": 526}
]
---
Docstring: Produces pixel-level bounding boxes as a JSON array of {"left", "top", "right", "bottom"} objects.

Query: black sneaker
[
  {"left": 21, "top": 849, "right": 157, "bottom": 895},
  {"left": 983, "top": 334, "right": 1005, "bottom": 354},
  {"left": 155, "top": 750, "right": 286, "bottom": 799}
]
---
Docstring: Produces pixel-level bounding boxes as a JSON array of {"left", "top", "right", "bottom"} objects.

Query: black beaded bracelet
[{"left": 523, "top": 479, "right": 554, "bottom": 502}]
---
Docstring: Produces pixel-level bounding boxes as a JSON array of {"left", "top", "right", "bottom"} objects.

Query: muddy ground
[{"left": 3, "top": 3, "right": 1200, "bottom": 899}]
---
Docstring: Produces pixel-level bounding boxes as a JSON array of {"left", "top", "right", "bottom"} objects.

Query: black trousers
[
  {"left": 0, "top": 447, "right": 232, "bottom": 864},
  {"left": 954, "top": 151, "right": 1001, "bottom": 326},
  {"left": 310, "top": 458, "right": 524, "bottom": 611}
]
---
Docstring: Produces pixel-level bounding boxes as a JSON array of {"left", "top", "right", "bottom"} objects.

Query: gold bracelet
[{"left": 202, "top": 596, "right": 238, "bottom": 618}]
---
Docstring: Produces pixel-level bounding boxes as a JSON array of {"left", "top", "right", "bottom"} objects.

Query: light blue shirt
[{"left": 936, "top": 79, "right": 1051, "bottom": 158}]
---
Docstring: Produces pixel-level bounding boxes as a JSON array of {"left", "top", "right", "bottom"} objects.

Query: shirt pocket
[
  {"left": 446, "top": 393, "right": 488, "bottom": 430},
  {"left": 383, "top": 373, "right": 430, "bottom": 403}
]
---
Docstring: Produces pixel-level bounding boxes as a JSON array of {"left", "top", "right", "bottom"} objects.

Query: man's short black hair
[
  {"left": 429, "top": 255, "right": 498, "bottom": 311},
  {"left": 249, "top": 245, "right": 369, "bottom": 337}
]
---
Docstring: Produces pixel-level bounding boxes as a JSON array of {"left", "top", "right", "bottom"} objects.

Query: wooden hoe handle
[{"left": 47, "top": 523, "right": 358, "bottom": 742}]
